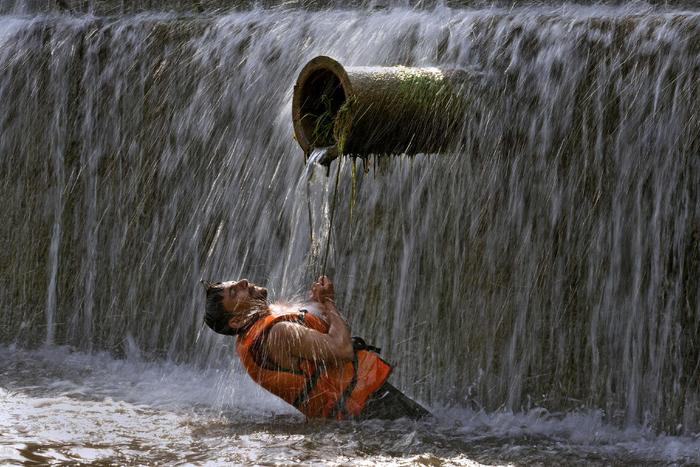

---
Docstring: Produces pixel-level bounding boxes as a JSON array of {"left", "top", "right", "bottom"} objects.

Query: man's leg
[{"left": 358, "top": 381, "right": 431, "bottom": 420}]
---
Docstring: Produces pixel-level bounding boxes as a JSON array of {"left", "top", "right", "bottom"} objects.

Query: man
[{"left": 203, "top": 275, "right": 429, "bottom": 420}]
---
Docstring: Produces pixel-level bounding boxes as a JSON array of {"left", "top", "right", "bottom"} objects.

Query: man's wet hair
[{"left": 204, "top": 283, "right": 238, "bottom": 336}]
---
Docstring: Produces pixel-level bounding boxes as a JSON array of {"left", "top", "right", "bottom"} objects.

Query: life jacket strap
[
  {"left": 329, "top": 352, "right": 359, "bottom": 419},
  {"left": 291, "top": 364, "right": 322, "bottom": 409}
]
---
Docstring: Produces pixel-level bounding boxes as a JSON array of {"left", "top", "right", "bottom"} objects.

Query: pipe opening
[{"left": 298, "top": 69, "right": 346, "bottom": 150}]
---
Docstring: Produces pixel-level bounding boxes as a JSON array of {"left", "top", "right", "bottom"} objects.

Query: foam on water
[
  {"left": 0, "top": 345, "right": 292, "bottom": 417},
  {"left": 1, "top": 345, "right": 699, "bottom": 465}
]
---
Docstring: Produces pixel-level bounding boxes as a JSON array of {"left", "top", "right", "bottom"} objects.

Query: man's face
[{"left": 220, "top": 279, "right": 268, "bottom": 328}]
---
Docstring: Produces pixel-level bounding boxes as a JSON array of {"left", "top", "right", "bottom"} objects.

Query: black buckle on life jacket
[{"left": 352, "top": 336, "right": 381, "bottom": 354}]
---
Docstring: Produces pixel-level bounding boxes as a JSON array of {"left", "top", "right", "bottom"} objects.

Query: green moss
[
  {"left": 350, "top": 157, "right": 357, "bottom": 221},
  {"left": 301, "top": 94, "right": 334, "bottom": 149},
  {"left": 312, "top": 94, "right": 335, "bottom": 146},
  {"left": 332, "top": 95, "right": 357, "bottom": 154},
  {"left": 394, "top": 67, "right": 449, "bottom": 108}
]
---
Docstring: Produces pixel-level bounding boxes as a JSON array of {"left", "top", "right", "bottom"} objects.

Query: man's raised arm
[{"left": 267, "top": 276, "right": 354, "bottom": 366}]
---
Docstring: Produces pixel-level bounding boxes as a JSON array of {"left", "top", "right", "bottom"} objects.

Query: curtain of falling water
[{"left": 1, "top": 5, "right": 699, "bottom": 433}]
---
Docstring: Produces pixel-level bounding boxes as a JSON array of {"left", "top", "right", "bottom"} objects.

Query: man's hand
[{"left": 311, "top": 275, "right": 334, "bottom": 304}]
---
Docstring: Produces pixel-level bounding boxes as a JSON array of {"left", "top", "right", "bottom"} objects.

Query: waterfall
[{"left": 0, "top": 4, "right": 698, "bottom": 433}]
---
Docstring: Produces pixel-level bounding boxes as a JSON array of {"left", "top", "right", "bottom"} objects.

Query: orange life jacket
[{"left": 236, "top": 310, "right": 392, "bottom": 419}]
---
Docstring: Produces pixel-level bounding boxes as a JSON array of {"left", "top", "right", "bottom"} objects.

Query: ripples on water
[{"left": 1, "top": 346, "right": 698, "bottom": 466}]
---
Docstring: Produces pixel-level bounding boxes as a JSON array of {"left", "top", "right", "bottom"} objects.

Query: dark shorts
[{"left": 358, "top": 381, "right": 431, "bottom": 421}]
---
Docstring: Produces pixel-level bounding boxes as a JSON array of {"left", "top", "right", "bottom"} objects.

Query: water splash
[
  {"left": 1, "top": 345, "right": 698, "bottom": 465},
  {"left": 307, "top": 147, "right": 331, "bottom": 168}
]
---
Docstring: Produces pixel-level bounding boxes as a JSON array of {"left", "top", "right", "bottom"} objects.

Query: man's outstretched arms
[{"left": 266, "top": 276, "right": 354, "bottom": 368}]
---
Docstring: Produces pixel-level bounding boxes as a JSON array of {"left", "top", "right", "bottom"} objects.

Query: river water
[
  {"left": 2, "top": 345, "right": 699, "bottom": 465},
  {"left": 1, "top": 0, "right": 699, "bottom": 464}
]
